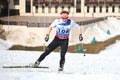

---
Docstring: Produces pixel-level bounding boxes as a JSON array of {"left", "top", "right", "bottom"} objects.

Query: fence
[{"left": 0, "top": 17, "right": 105, "bottom": 27}]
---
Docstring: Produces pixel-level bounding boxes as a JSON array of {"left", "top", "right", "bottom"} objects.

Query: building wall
[{"left": 9, "top": 0, "right": 120, "bottom": 17}]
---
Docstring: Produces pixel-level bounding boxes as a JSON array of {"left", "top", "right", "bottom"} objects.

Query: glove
[
  {"left": 45, "top": 34, "right": 49, "bottom": 42},
  {"left": 79, "top": 34, "right": 83, "bottom": 41}
]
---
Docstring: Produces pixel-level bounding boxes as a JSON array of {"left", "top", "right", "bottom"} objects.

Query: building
[
  {"left": 0, "top": 0, "right": 120, "bottom": 17},
  {"left": 0, "top": 0, "right": 8, "bottom": 16}
]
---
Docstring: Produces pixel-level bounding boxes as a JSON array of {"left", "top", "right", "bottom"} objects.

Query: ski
[{"left": 2, "top": 65, "right": 49, "bottom": 68}]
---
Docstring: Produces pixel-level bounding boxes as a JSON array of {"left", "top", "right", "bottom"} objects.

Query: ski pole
[
  {"left": 81, "top": 41, "right": 86, "bottom": 56},
  {"left": 43, "top": 42, "right": 46, "bottom": 51}
]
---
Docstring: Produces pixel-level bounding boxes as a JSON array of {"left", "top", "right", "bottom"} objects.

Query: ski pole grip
[
  {"left": 45, "top": 34, "right": 49, "bottom": 42},
  {"left": 79, "top": 34, "right": 83, "bottom": 41}
]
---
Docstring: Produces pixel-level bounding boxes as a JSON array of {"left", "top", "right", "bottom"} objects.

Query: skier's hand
[
  {"left": 45, "top": 34, "right": 49, "bottom": 42},
  {"left": 79, "top": 34, "right": 83, "bottom": 41}
]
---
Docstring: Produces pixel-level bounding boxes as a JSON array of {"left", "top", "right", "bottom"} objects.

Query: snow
[
  {"left": 3, "top": 17, "right": 120, "bottom": 46},
  {"left": 0, "top": 17, "right": 120, "bottom": 80},
  {"left": 0, "top": 40, "right": 120, "bottom": 80},
  {"left": 83, "top": 17, "right": 120, "bottom": 43},
  {"left": 0, "top": 39, "right": 13, "bottom": 50},
  {"left": 6, "top": 28, "right": 44, "bottom": 47}
]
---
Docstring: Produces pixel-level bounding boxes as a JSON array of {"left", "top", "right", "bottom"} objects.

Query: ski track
[{"left": 0, "top": 47, "right": 120, "bottom": 80}]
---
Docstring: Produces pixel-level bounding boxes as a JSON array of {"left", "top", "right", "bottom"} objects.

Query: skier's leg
[
  {"left": 59, "top": 39, "right": 68, "bottom": 71},
  {"left": 32, "top": 38, "right": 59, "bottom": 67},
  {"left": 37, "top": 39, "right": 59, "bottom": 62}
]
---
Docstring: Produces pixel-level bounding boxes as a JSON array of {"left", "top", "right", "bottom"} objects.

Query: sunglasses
[{"left": 61, "top": 17, "right": 68, "bottom": 19}]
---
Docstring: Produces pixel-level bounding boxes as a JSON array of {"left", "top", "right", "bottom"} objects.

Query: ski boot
[
  {"left": 58, "top": 63, "right": 64, "bottom": 72},
  {"left": 29, "top": 61, "right": 40, "bottom": 68},
  {"left": 58, "top": 67, "right": 63, "bottom": 72},
  {"left": 34, "top": 61, "right": 40, "bottom": 67}
]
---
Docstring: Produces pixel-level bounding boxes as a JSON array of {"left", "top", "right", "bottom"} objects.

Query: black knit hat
[{"left": 60, "top": 11, "right": 69, "bottom": 15}]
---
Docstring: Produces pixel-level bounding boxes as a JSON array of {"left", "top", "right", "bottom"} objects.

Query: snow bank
[
  {"left": 83, "top": 17, "right": 120, "bottom": 43},
  {"left": 0, "top": 39, "right": 13, "bottom": 50},
  {"left": 83, "top": 24, "right": 109, "bottom": 43},
  {"left": 1, "top": 17, "right": 120, "bottom": 47},
  {"left": 107, "top": 17, "right": 120, "bottom": 29},
  {"left": 7, "top": 28, "right": 43, "bottom": 46}
]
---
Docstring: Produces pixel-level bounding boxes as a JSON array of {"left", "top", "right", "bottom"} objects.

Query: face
[{"left": 61, "top": 13, "right": 68, "bottom": 22}]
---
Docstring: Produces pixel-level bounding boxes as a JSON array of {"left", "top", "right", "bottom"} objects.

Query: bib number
[{"left": 58, "top": 29, "right": 69, "bottom": 34}]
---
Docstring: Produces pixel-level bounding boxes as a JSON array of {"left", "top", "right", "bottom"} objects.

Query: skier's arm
[
  {"left": 46, "top": 19, "right": 57, "bottom": 35},
  {"left": 72, "top": 20, "right": 82, "bottom": 35},
  {"left": 46, "top": 27, "right": 52, "bottom": 36},
  {"left": 45, "top": 27, "right": 52, "bottom": 42},
  {"left": 45, "top": 19, "right": 56, "bottom": 42}
]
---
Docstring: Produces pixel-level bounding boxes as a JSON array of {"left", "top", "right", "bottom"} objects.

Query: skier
[{"left": 32, "top": 11, "right": 83, "bottom": 71}]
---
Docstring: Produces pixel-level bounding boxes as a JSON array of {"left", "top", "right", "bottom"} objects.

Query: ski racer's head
[{"left": 60, "top": 11, "right": 69, "bottom": 22}]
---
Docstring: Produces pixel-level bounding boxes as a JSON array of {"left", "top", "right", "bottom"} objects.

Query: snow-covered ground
[
  {"left": 0, "top": 16, "right": 120, "bottom": 80},
  {"left": 0, "top": 40, "right": 120, "bottom": 80}
]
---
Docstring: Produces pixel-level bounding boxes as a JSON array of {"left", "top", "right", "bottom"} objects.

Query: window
[
  {"left": 48, "top": 6, "right": 51, "bottom": 13},
  {"left": 25, "top": 0, "right": 31, "bottom": 13},
  {"left": 76, "top": 0, "right": 81, "bottom": 5},
  {"left": 119, "top": 6, "right": 120, "bottom": 13},
  {"left": 76, "top": 8, "right": 81, "bottom": 13},
  {"left": 99, "top": 6, "right": 102, "bottom": 13},
  {"left": 35, "top": 5, "right": 38, "bottom": 13},
  {"left": 55, "top": 6, "right": 58, "bottom": 13},
  {"left": 87, "top": 6, "right": 89, "bottom": 13},
  {"left": 93, "top": 6, "right": 96, "bottom": 13},
  {"left": 106, "top": 6, "right": 108, "bottom": 13},
  {"left": 61, "top": 6, "right": 64, "bottom": 11},
  {"left": 76, "top": 5, "right": 81, "bottom": 13},
  {"left": 112, "top": 6, "right": 115, "bottom": 12},
  {"left": 14, "top": 0, "right": 19, "bottom": 5},
  {"left": 68, "top": 6, "right": 71, "bottom": 13},
  {"left": 42, "top": 6, "right": 45, "bottom": 13}
]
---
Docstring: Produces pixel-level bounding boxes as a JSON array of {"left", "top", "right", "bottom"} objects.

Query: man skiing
[{"left": 32, "top": 11, "right": 83, "bottom": 71}]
